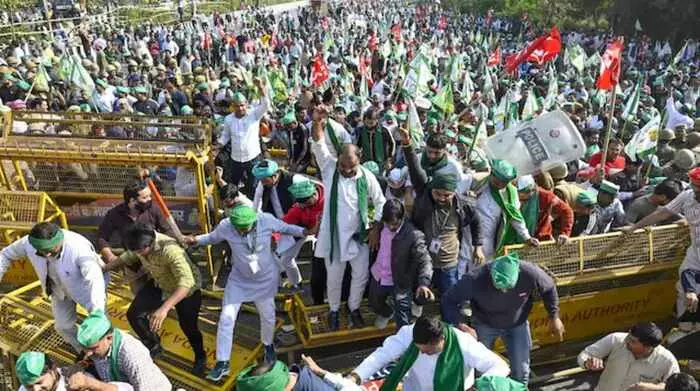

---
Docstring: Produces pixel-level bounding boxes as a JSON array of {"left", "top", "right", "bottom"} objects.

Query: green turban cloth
[
  {"left": 490, "top": 253, "right": 521, "bottom": 290},
  {"left": 475, "top": 375, "right": 527, "bottom": 391},
  {"left": 576, "top": 191, "right": 597, "bottom": 207},
  {"left": 236, "top": 361, "right": 290, "bottom": 391},
  {"left": 181, "top": 105, "right": 194, "bottom": 115},
  {"left": 232, "top": 92, "right": 247, "bottom": 104},
  {"left": 491, "top": 159, "right": 517, "bottom": 182},
  {"left": 16, "top": 351, "right": 46, "bottom": 386},
  {"left": 252, "top": 160, "right": 279, "bottom": 179},
  {"left": 16, "top": 80, "right": 31, "bottom": 91},
  {"left": 288, "top": 180, "right": 316, "bottom": 200},
  {"left": 78, "top": 310, "right": 112, "bottom": 347},
  {"left": 362, "top": 161, "right": 380, "bottom": 176},
  {"left": 133, "top": 86, "right": 147, "bottom": 94},
  {"left": 28, "top": 228, "right": 64, "bottom": 251},
  {"left": 116, "top": 86, "right": 130, "bottom": 94},
  {"left": 281, "top": 111, "right": 296, "bottom": 126},
  {"left": 429, "top": 174, "right": 458, "bottom": 192},
  {"left": 197, "top": 82, "right": 209, "bottom": 91},
  {"left": 229, "top": 205, "right": 257, "bottom": 229}
]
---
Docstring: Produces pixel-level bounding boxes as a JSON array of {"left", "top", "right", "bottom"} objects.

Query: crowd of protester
[{"left": 0, "top": 0, "right": 699, "bottom": 389}]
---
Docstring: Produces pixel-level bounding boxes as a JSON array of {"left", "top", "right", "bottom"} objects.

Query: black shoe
[
  {"left": 192, "top": 356, "right": 207, "bottom": 377},
  {"left": 263, "top": 344, "right": 276, "bottom": 364},
  {"left": 149, "top": 344, "right": 163, "bottom": 359},
  {"left": 327, "top": 310, "right": 340, "bottom": 331},
  {"left": 350, "top": 310, "right": 365, "bottom": 329}
]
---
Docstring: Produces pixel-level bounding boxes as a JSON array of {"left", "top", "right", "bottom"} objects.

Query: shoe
[
  {"left": 411, "top": 302, "right": 423, "bottom": 318},
  {"left": 149, "top": 344, "right": 163, "bottom": 359},
  {"left": 207, "top": 361, "right": 230, "bottom": 382},
  {"left": 191, "top": 356, "right": 207, "bottom": 377},
  {"left": 327, "top": 310, "right": 340, "bottom": 331},
  {"left": 349, "top": 309, "right": 365, "bottom": 329},
  {"left": 263, "top": 344, "right": 276, "bottom": 364},
  {"left": 374, "top": 314, "right": 392, "bottom": 330}
]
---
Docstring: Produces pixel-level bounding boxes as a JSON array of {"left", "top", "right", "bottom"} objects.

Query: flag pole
[{"left": 599, "top": 90, "right": 618, "bottom": 176}]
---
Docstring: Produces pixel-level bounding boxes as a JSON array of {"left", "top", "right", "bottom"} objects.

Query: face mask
[{"left": 135, "top": 200, "right": 152, "bottom": 212}]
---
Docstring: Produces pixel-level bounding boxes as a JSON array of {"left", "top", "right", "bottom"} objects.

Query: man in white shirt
[
  {"left": 216, "top": 78, "right": 268, "bottom": 197},
  {"left": 578, "top": 322, "right": 679, "bottom": 391},
  {"left": 348, "top": 316, "right": 510, "bottom": 391},
  {"left": 310, "top": 105, "right": 386, "bottom": 331},
  {"left": 0, "top": 223, "right": 107, "bottom": 352}
]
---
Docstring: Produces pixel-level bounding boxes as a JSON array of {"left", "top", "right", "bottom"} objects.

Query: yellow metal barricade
[
  {"left": 0, "top": 191, "right": 68, "bottom": 285},
  {"left": 0, "top": 110, "right": 217, "bottom": 284},
  {"left": 289, "top": 225, "right": 688, "bottom": 349}
]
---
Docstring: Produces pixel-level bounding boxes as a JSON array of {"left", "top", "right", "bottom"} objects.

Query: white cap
[
  {"left": 387, "top": 167, "right": 408, "bottom": 189},
  {"left": 415, "top": 97, "right": 431, "bottom": 110},
  {"left": 516, "top": 175, "right": 536, "bottom": 191}
]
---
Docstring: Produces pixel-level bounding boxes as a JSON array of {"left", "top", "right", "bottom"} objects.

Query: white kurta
[
  {"left": 476, "top": 184, "right": 531, "bottom": 259},
  {"left": 354, "top": 324, "right": 510, "bottom": 391},
  {"left": 310, "top": 139, "right": 385, "bottom": 262},
  {"left": 195, "top": 212, "right": 305, "bottom": 302}
]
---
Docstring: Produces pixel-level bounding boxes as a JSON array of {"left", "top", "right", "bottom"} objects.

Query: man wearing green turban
[
  {"left": 184, "top": 205, "right": 314, "bottom": 382},
  {"left": 215, "top": 77, "right": 267, "bottom": 198},
  {"left": 442, "top": 253, "right": 564, "bottom": 384},
  {"left": 251, "top": 159, "right": 296, "bottom": 219},
  {"left": 75, "top": 310, "right": 171, "bottom": 389},
  {"left": 475, "top": 375, "right": 527, "bottom": 390},
  {"left": 476, "top": 159, "right": 538, "bottom": 259},
  {"left": 0, "top": 222, "right": 107, "bottom": 352}
]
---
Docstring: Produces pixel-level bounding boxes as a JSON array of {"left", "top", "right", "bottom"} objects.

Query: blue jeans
[
  {"left": 474, "top": 321, "right": 532, "bottom": 383},
  {"left": 368, "top": 278, "right": 413, "bottom": 327},
  {"left": 433, "top": 265, "right": 459, "bottom": 317}
]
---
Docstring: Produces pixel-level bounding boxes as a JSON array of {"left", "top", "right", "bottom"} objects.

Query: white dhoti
[
  {"left": 276, "top": 235, "right": 316, "bottom": 286},
  {"left": 325, "top": 244, "right": 369, "bottom": 312},
  {"left": 51, "top": 295, "right": 81, "bottom": 351}
]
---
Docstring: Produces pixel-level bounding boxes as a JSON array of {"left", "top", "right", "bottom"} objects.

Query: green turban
[
  {"left": 288, "top": 180, "right": 316, "bottom": 200},
  {"left": 133, "top": 86, "right": 147, "bottom": 94},
  {"left": 429, "top": 174, "right": 458, "bottom": 192},
  {"left": 197, "top": 82, "right": 209, "bottom": 91},
  {"left": 475, "top": 375, "right": 527, "bottom": 391},
  {"left": 28, "top": 228, "right": 64, "bottom": 252},
  {"left": 281, "top": 111, "right": 296, "bottom": 126},
  {"left": 236, "top": 361, "right": 290, "bottom": 391},
  {"left": 252, "top": 160, "right": 279, "bottom": 179},
  {"left": 181, "top": 105, "right": 194, "bottom": 115},
  {"left": 232, "top": 92, "right": 247, "bottom": 104},
  {"left": 491, "top": 159, "right": 517, "bottom": 182},
  {"left": 229, "top": 205, "right": 257, "bottom": 229},
  {"left": 362, "top": 161, "right": 380, "bottom": 176},
  {"left": 116, "top": 86, "right": 130, "bottom": 95},
  {"left": 490, "top": 253, "right": 521, "bottom": 290},
  {"left": 80, "top": 103, "right": 92, "bottom": 112},
  {"left": 576, "top": 191, "right": 597, "bottom": 207},
  {"left": 16, "top": 80, "right": 31, "bottom": 91},
  {"left": 77, "top": 310, "right": 112, "bottom": 347},
  {"left": 16, "top": 351, "right": 46, "bottom": 386}
]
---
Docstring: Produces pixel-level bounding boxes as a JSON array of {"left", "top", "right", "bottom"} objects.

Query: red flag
[
  {"left": 391, "top": 23, "right": 401, "bottom": 41},
  {"left": 368, "top": 32, "right": 378, "bottom": 52},
  {"left": 505, "top": 26, "right": 560, "bottom": 73},
  {"left": 311, "top": 55, "right": 329, "bottom": 87},
  {"left": 527, "top": 26, "right": 561, "bottom": 64},
  {"left": 487, "top": 47, "right": 501, "bottom": 66},
  {"left": 596, "top": 38, "right": 624, "bottom": 91},
  {"left": 438, "top": 15, "right": 447, "bottom": 30}
]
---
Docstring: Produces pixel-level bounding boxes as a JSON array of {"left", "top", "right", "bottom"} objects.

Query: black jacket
[
  {"left": 380, "top": 220, "right": 433, "bottom": 290},
  {"left": 261, "top": 170, "right": 296, "bottom": 216},
  {"left": 403, "top": 145, "right": 483, "bottom": 246}
]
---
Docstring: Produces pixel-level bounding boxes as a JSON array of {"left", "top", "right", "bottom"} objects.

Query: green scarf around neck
[
  {"left": 490, "top": 183, "right": 526, "bottom": 255},
  {"left": 236, "top": 360, "right": 290, "bottom": 391},
  {"left": 327, "top": 120, "right": 343, "bottom": 155},
  {"left": 380, "top": 324, "right": 464, "bottom": 391},
  {"left": 109, "top": 329, "right": 124, "bottom": 382},
  {"left": 329, "top": 167, "right": 368, "bottom": 263},
  {"left": 421, "top": 152, "right": 449, "bottom": 179},
  {"left": 521, "top": 190, "right": 540, "bottom": 237},
  {"left": 360, "top": 126, "right": 385, "bottom": 165}
]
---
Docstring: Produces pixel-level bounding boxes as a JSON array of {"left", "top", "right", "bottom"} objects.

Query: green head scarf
[
  {"left": 362, "top": 161, "right": 380, "bottom": 176},
  {"left": 236, "top": 361, "right": 290, "bottom": 391},
  {"left": 281, "top": 111, "right": 296, "bottom": 126},
  {"left": 232, "top": 92, "right": 247, "bottom": 104},
  {"left": 576, "top": 191, "right": 597, "bottom": 207},
  {"left": 491, "top": 159, "right": 517, "bottom": 182},
  {"left": 429, "top": 174, "right": 458, "bottom": 192},
  {"left": 490, "top": 253, "right": 521, "bottom": 290},
  {"left": 28, "top": 228, "right": 64, "bottom": 252},
  {"left": 16, "top": 351, "right": 46, "bottom": 386},
  {"left": 288, "top": 180, "right": 316, "bottom": 200},
  {"left": 252, "top": 160, "right": 279, "bottom": 179},
  {"left": 229, "top": 205, "right": 257, "bottom": 229},
  {"left": 475, "top": 375, "right": 527, "bottom": 391},
  {"left": 77, "top": 310, "right": 112, "bottom": 347}
]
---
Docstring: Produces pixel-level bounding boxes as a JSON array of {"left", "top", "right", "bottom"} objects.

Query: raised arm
[
  {"left": 353, "top": 325, "right": 413, "bottom": 382},
  {"left": 0, "top": 238, "right": 29, "bottom": 283},
  {"left": 396, "top": 125, "right": 428, "bottom": 193}
]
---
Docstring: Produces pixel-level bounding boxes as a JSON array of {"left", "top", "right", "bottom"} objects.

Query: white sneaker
[
  {"left": 374, "top": 314, "right": 392, "bottom": 329},
  {"left": 411, "top": 303, "right": 423, "bottom": 318}
]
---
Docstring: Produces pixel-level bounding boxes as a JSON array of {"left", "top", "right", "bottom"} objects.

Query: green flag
[
  {"left": 624, "top": 114, "right": 661, "bottom": 160},
  {"left": 544, "top": 66, "right": 558, "bottom": 111},
  {"left": 431, "top": 83, "right": 454, "bottom": 114},
  {"left": 268, "top": 70, "right": 288, "bottom": 103},
  {"left": 522, "top": 89, "right": 540, "bottom": 120},
  {"left": 622, "top": 78, "right": 642, "bottom": 121},
  {"left": 408, "top": 98, "right": 424, "bottom": 148},
  {"left": 569, "top": 44, "right": 586, "bottom": 73},
  {"left": 461, "top": 71, "right": 474, "bottom": 104},
  {"left": 33, "top": 64, "right": 51, "bottom": 93}
]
